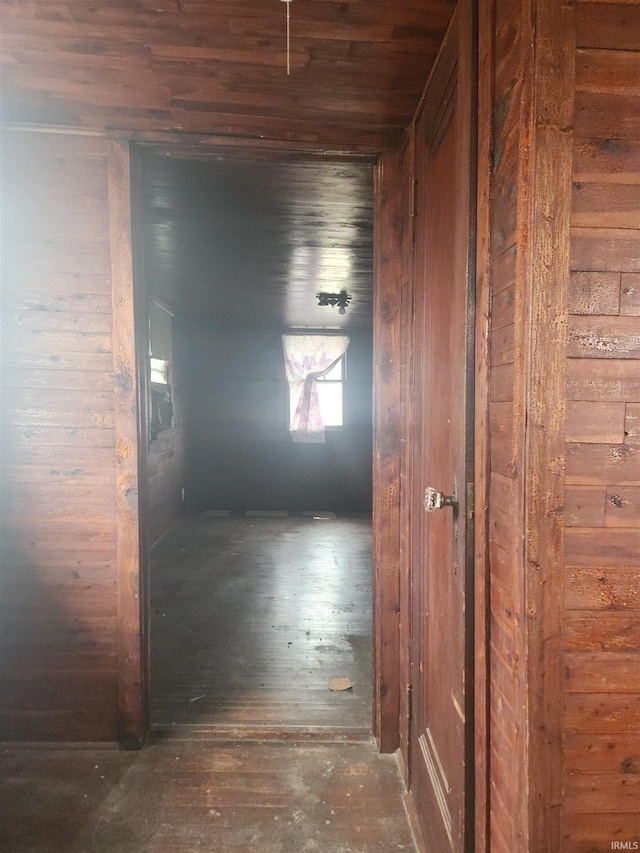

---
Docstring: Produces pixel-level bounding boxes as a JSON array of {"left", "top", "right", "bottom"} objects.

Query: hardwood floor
[
  {"left": 0, "top": 518, "right": 417, "bottom": 852},
  {"left": 0, "top": 738, "right": 417, "bottom": 853},
  {"left": 151, "top": 515, "right": 373, "bottom": 735}
]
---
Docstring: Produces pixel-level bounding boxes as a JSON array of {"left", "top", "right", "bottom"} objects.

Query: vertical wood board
[
  {"left": 523, "top": 3, "right": 575, "bottom": 850},
  {"left": 372, "top": 150, "right": 403, "bottom": 753},
  {"left": 108, "top": 140, "right": 147, "bottom": 749}
]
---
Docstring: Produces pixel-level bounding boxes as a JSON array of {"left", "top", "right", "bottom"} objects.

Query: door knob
[{"left": 424, "top": 486, "right": 458, "bottom": 512}]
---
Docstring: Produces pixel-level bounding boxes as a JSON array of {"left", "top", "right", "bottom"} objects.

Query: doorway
[{"left": 131, "top": 150, "right": 377, "bottom": 736}]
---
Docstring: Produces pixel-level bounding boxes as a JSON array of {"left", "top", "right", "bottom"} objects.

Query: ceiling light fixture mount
[
  {"left": 317, "top": 290, "right": 352, "bottom": 315},
  {"left": 280, "top": 0, "right": 293, "bottom": 75}
]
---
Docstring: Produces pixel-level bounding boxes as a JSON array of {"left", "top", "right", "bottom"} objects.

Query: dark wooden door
[{"left": 409, "top": 3, "right": 475, "bottom": 851}]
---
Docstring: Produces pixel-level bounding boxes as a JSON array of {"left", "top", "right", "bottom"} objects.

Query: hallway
[
  {"left": 0, "top": 738, "right": 417, "bottom": 853},
  {"left": 0, "top": 517, "right": 419, "bottom": 853},
  {"left": 0, "top": 513, "right": 424, "bottom": 853},
  {"left": 151, "top": 515, "right": 373, "bottom": 735}
]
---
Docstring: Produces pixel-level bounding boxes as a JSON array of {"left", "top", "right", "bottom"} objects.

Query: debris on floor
[{"left": 329, "top": 678, "right": 353, "bottom": 691}]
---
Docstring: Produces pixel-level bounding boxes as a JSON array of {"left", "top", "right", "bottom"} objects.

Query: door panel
[{"left": 409, "top": 3, "right": 475, "bottom": 850}]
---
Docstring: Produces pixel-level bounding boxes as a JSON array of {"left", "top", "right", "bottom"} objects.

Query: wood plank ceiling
[
  {"left": 139, "top": 151, "right": 374, "bottom": 329},
  {"left": 0, "top": 0, "right": 455, "bottom": 153},
  {"left": 1, "top": 1, "right": 455, "bottom": 331}
]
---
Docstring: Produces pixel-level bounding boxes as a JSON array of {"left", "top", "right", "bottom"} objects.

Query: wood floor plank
[
  {"left": 151, "top": 515, "right": 373, "bottom": 733},
  {"left": 0, "top": 740, "right": 416, "bottom": 853}
]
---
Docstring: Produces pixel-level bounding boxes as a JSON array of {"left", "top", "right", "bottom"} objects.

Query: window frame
[
  {"left": 313, "top": 352, "right": 347, "bottom": 430},
  {"left": 150, "top": 356, "right": 170, "bottom": 386},
  {"left": 148, "top": 299, "right": 175, "bottom": 441},
  {"left": 284, "top": 338, "right": 348, "bottom": 433}
]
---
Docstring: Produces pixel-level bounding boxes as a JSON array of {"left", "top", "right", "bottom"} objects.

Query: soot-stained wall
[{"left": 182, "top": 320, "right": 373, "bottom": 512}]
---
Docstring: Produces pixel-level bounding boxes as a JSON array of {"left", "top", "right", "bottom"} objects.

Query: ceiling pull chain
[{"left": 281, "top": 0, "right": 292, "bottom": 75}]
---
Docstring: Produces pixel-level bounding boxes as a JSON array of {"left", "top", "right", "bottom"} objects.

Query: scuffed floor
[
  {"left": 151, "top": 515, "right": 373, "bottom": 733},
  {"left": 0, "top": 738, "right": 417, "bottom": 853}
]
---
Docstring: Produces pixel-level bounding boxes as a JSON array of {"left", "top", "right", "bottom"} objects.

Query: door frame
[
  {"left": 115, "top": 136, "right": 407, "bottom": 747},
  {"left": 109, "top": 139, "right": 150, "bottom": 749},
  {"left": 111, "top": 30, "right": 488, "bottom": 830},
  {"left": 372, "top": 1, "right": 489, "bottom": 847}
]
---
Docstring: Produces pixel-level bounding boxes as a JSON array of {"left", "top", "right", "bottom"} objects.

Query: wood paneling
[
  {"left": 108, "top": 139, "right": 148, "bottom": 749},
  {"left": 372, "top": 150, "right": 403, "bottom": 753},
  {"left": 481, "top": 3, "right": 640, "bottom": 847},
  {"left": 567, "top": 358, "right": 640, "bottom": 402},
  {"left": 0, "top": 130, "right": 119, "bottom": 742},
  {"left": 0, "top": 0, "right": 455, "bottom": 153},
  {"left": 564, "top": 611, "right": 640, "bottom": 653},
  {"left": 137, "top": 153, "right": 375, "bottom": 331},
  {"left": 566, "top": 401, "right": 626, "bottom": 444},
  {"left": 563, "top": 4, "right": 640, "bottom": 849},
  {"left": 481, "top": 0, "right": 532, "bottom": 846},
  {"left": 569, "top": 271, "right": 621, "bottom": 315},
  {"left": 474, "top": 11, "right": 493, "bottom": 843},
  {"left": 621, "top": 273, "right": 640, "bottom": 316},
  {"left": 397, "top": 128, "right": 415, "bottom": 787},
  {"left": 1, "top": 6, "right": 638, "bottom": 849}
]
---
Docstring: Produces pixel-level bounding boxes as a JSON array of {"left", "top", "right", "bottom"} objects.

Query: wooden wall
[
  {"left": 478, "top": 1, "right": 640, "bottom": 850},
  {"left": 1, "top": 10, "right": 639, "bottom": 845},
  {"left": 564, "top": 4, "right": 640, "bottom": 850},
  {"left": 0, "top": 131, "right": 120, "bottom": 741},
  {"left": 397, "top": 129, "right": 416, "bottom": 776},
  {"left": 480, "top": 0, "right": 576, "bottom": 848},
  {"left": 372, "top": 150, "right": 403, "bottom": 753},
  {"left": 479, "top": 0, "right": 533, "bottom": 845},
  {"left": 182, "top": 322, "right": 373, "bottom": 513}
]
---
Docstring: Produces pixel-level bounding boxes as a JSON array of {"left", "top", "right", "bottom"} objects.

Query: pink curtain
[{"left": 282, "top": 334, "right": 349, "bottom": 443}]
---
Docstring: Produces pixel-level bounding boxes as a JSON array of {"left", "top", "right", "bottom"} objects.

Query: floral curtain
[{"left": 282, "top": 334, "right": 349, "bottom": 443}]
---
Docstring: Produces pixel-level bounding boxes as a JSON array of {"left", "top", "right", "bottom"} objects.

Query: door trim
[
  {"left": 372, "top": 148, "right": 404, "bottom": 752},
  {"left": 474, "top": 1, "right": 492, "bottom": 848},
  {"left": 115, "top": 136, "right": 400, "bottom": 748},
  {"left": 108, "top": 139, "right": 149, "bottom": 749}
]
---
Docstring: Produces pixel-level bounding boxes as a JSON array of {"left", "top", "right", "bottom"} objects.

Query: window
[
  {"left": 282, "top": 333, "right": 349, "bottom": 442},
  {"left": 149, "top": 300, "right": 174, "bottom": 439},
  {"left": 150, "top": 357, "right": 169, "bottom": 385},
  {"left": 314, "top": 355, "right": 345, "bottom": 428}
]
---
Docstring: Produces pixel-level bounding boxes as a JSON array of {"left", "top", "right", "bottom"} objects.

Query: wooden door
[{"left": 409, "top": 3, "right": 475, "bottom": 850}]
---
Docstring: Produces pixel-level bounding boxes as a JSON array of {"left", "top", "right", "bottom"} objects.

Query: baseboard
[
  {"left": 402, "top": 789, "right": 430, "bottom": 853},
  {"left": 150, "top": 723, "right": 372, "bottom": 743},
  {"left": 396, "top": 746, "right": 409, "bottom": 787},
  {"left": 0, "top": 741, "right": 119, "bottom": 751}
]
